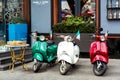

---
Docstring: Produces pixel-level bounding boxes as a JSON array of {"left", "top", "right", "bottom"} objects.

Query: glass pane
[
  {"left": 4, "top": 0, "right": 23, "bottom": 23},
  {"left": 61, "top": 0, "right": 74, "bottom": 20},
  {"left": 0, "top": 0, "right": 4, "bottom": 46},
  {"left": 59, "top": 0, "right": 96, "bottom": 33},
  {"left": 0, "top": 0, "right": 2, "bottom": 19}
]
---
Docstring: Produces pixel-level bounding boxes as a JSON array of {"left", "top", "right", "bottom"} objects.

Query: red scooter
[{"left": 90, "top": 28, "right": 108, "bottom": 76}]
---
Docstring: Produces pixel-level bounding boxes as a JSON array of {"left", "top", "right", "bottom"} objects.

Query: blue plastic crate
[{"left": 8, "top": 24, "right": 28, "bottom": 41}]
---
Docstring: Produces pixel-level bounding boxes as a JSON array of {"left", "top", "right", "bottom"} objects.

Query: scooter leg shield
[
  {"left": 92, "top": 55, "right": 108, "bottom": 64},
  {"left": 33, "top": 53, "right": 43, "bottom": 61},
  {"left": 58, "top": 55, "right": 72, "bottom": 64}
]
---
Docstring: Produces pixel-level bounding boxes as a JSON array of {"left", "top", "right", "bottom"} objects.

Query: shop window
[
  {"left": 4, "top": 0, "right": 23, "bottom": 23},
  {"left": 0, "top": 0, "right": 23, "bottom": 46},
  {"left": 107, "top": 0, "right": 120, "bottom": 20},
  {"left": 53, "top": 0, "right": 95, "bottom": 33}
]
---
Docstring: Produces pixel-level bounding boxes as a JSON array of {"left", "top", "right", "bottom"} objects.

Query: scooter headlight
[
  {"left": 100, "top": 36, "right": 105, "bottom": 41},
  {"left": 39, "top": 35, "right": 45, "bottom": 41},
  {"left": 64, "top": 35, "right": 72, "bottom": 42}
]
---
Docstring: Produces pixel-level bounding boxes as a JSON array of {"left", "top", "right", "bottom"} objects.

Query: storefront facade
[
  {"left": 0, "top": 0, "right": 95, "bottom": 52},
  {"left": 54, "top": 0, "right": 120, "bottom": 54},
  {"left": 0, "top": 0, "right": 91, "bottom": 45},
  {"left": 96, "top": 0, "right": 120, "bottom": 55},
  {"left": 0, "top": 0, "right": 120, "bottom": 52},
  {"left": 0, "top": 0, "right": 120, "bottom": 54}
]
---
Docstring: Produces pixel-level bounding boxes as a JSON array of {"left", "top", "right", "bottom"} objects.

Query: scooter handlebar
[
  {"left": 89, "top": 34, "right": 96, "bottom": 38},
  {"left": 56, "top": 34, "right": 65, "bottom": 39}
]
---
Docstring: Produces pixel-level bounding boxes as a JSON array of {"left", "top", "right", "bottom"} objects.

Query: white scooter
[{"left": 57, "top": 35, "right": 80, "bottom": 75}]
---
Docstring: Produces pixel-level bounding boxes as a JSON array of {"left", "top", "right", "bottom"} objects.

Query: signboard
[{"left": 31, "top": 0, "right": 51, "bottom": 33}]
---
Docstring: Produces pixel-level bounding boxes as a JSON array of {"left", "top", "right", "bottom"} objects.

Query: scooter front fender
[
  {"left": 58, "top": 55, "right": 72, "bottom": 64},
  {"left": 91, "top": 55, "right": 108, "bottom": 64},
  {"left": 33, "top": 53, "right": 43, "bottom": 61}
]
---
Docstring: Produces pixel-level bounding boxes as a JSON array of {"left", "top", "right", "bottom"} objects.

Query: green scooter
[{"left": 32, "top": 34, "right": 57, "bottom": 73}]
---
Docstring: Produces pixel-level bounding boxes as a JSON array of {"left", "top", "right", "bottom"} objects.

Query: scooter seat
[
  {"left": 73, "top": 41, "right": 77, "bottom": 46},
  {"left": 47, "top": 40, "right": 54, "bottom": 46}
]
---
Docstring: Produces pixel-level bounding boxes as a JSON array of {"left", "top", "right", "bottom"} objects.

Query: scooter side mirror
[{"left": 99, "top": 28, "right": 103, "bottom": 32}]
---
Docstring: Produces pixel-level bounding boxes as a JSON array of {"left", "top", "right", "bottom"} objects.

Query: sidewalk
[{"left": 0, "top": 58, "right": 120, "bottom": 80}]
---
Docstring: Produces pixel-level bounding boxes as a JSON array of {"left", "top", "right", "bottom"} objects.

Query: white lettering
[{"left": 33, "top": 1, "right": 49, "bottom": 5}]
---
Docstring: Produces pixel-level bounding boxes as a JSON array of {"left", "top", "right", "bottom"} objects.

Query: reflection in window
[
  {"left": 61, "top": 0, "right": 74, "bottom": 20},
  {"left": 0, "top": 0, "right": 2, "bottom": 20},
  {"left": 61, "top": 0, "right": 95, "bottom": 20},
  {"left": 4, "top": 0, "right": 23, "bottom": 23},
  {"left": 81, "top": 0, "right": 95, "bottom": 20}
]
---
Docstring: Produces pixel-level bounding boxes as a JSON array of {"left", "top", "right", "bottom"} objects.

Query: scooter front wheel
[
  {"left": 33, "top": 61, "right": 42, "bottom": 73},
  {"left": 59, "top": 61, "right": 71, "bottom": 75},
  {"left": 93, "top": 61, "right": 107, "bottom": 76}
]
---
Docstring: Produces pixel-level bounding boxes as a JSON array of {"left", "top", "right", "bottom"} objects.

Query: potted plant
[
  {"left": 8, "top": 16, "right": 28, "bottom": 41},
  {"left": 9, "top": 16, "right": 26, "bottom": 24},
  {"left": 52, "top": 16, "right": 95, "bottom": 33}
]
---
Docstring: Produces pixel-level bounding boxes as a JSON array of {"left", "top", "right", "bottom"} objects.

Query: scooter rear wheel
[
  {"left": 93, "top": 61, "right": 107, "bottom": 76},
  {"left": 59, "top": 61, "right": 71, "bottom": 75},
  {"left": 33, "top": 61, "right": 42, "bottom": 73}
]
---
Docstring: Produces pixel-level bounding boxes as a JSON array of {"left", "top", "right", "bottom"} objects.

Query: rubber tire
[
  {"left": 93, "top": 61, "right": 107, "bottom": 76},
  {"left": 59, "top": 61, "right": 71, "bottom": 75},
  {"left": 33, "top": 62, "right": 42, "bottom": 73}
]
